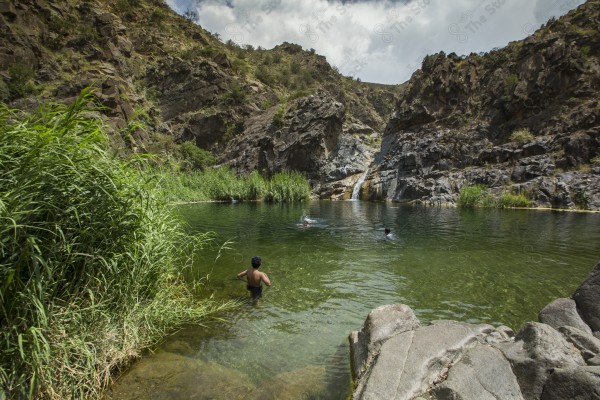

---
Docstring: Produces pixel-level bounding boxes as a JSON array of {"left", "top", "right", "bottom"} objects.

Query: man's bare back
[
  {"left": 244, "top": 268, "right": 270, "bottom": 287},
  {"left": 237, "top": 256, "right": 271, "bottom": 299}
]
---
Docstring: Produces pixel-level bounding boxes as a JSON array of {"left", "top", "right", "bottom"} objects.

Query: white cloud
[{"left": 169, "top": 0, "right": 586, "bottom": 84}]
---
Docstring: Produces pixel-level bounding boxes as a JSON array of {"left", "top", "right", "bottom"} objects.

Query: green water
[{"left": 108, "top": 201, "right": 600, "bottom": 400}]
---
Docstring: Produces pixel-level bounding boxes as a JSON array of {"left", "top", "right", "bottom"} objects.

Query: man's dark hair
[{"left": 251, "top": 256, "right": 261, "bottom": 268}]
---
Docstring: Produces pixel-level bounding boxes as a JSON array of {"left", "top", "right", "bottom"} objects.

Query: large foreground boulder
[{"left": 350, "top": 261, "right": 600, "bottom": 400}]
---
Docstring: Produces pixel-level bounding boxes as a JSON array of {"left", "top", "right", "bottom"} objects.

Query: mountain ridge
[{"left": 1, "top": 0, "right": 598, "bottom": 208}]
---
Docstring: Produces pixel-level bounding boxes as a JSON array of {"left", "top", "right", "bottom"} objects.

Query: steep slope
[
  {"left": 0, "top": 0, "right": 398, "bottom": 196},
  {"left": 364, "top": 0, "right": 600, "bottom": 209}
]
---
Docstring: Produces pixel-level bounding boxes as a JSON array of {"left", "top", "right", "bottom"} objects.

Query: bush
[
  {"left": 498, "top": 192, "right": 530, "bottom": 208},
  {"left": 273, "top": 102, "right": 286, "bottom": 126},
  {"left": 457, "top": 185, "right": 488, "bottom": 207},
  {"left": 222, "top": 82, "right": 246, "bottom": 105},
  {"left": 178, "top": 142, "right": 216, "bottom": 170},
  {"left": 510, "top": 128, "right": 535, "bottom": 144},
  {"left": 255, "top": 65, "right": 274, "bottom": 85},
  {"left": 264, "top": 171, "right": 311, "bottom": 203},
  {"left": 458, "top": 185, "right": 530, "bottom": 208},
  {"left": 0, "top": 91, "right": 235, "bottom": 398},
  {"left": 6, "top": 64, "right": 37, "bottom": 100}
]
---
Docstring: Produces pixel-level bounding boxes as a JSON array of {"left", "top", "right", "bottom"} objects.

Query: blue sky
[{"left": 165, "top": 0, "right": 586, "bottom": 84}]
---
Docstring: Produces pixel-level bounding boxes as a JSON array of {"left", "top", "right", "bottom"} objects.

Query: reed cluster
[
  {"left": 157, "top": 168, "right": 311, "bottom": 203},
  {"left": 0, "top": 91, "right": 235, "bottom": 399},
  {"left": 458, "top": 185, "right": 530, "bottom": 208}
]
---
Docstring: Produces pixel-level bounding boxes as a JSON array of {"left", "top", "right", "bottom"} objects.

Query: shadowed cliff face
[{"left": 366, "top": 0, "right": 600, "bottom": 210}]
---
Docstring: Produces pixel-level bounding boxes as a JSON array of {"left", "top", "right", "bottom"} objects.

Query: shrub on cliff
[
  {"left": 457, "top": 185, "right": 489, "bottom": 207},
  {"left": 510, "top": 128, "right": 535, "bottom": 144}
]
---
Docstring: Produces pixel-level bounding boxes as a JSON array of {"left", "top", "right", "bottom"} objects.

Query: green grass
[
  {"left": 497, "top": 192, "right": 530, "bottom": 208},
  {"left": 0, "top": 90, "right": 236, "bottom": 399},
  {"left": 457, "top": 185, "right": 489, "bottom": 207},
  {"left": 157, "top": 167, "right": 311, "bottom": 203},
  {"left": 510, "top": 128, "right": 535, "bottom": 144},
  {"left": 458, "top": 185, "right": 530, "bottom": 208}
]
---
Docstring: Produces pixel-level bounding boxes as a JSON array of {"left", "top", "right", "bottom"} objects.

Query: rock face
[
  {"left": 364, "top": 1, "right": 600, "bottom": 210},
  {"left": 350, "top": 261, "right": 600, "bottom": 400},
  {"left": 219, "top": 91, "right": 376, "bottom": 193}
]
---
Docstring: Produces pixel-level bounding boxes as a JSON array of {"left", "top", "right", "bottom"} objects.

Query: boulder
[
  {"left": 349, "top": 304, "right": 420, "bottom": 382},
  {"left": 497, "top": 322, "right": 585, "bottom": 399},
  {"left": 557, "top": 326, "right": 600, "bottom": 359},
  {"left": 540, "top": 366, "right": 600, "bottom": 400},
  {"left": 572, "top": 261, "right": 600, "bottom": 332},
  {"left": 432, "top": 344, "right": 524, "bottom": 400},
  {"left": 539, "top": 297, "right": 592, "bottom": 334},
  {"left": 352, "top": 319, "right": 496, "bottom": 400}
]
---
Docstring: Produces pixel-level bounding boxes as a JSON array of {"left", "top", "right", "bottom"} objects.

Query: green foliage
[
  {"left": 222, "top": 82, "right": 246, "bottom": 105},
  {"left": 498, "top": 192, "right": 530, "bottom": 208},
  {"left": 510, "top": 128, "right": 535, "bottom": 144},
  {"left": 504, "top": 73, "right": 519, "bottom": 91},
  {"left": 290, "top": 61, "right": 301, "bottom": 74},
  {"left": 0, "top": 79, "right": 9, "bottom": 102},
  {"left": 287, "top": 89, "right": 313, "bottom": 101},
  {"left": 458, "top": 185, "right": 530, "bottom": 208},
  {"left": 264, "top": 171, "right": 311, "bottom": 203},
  {"left": 231, "top": 57, "right": 249, "bottom": 76},
  {"left": 457, "top": 185, "right": 489, "bottom": 207},
  {"left": 255, "top": 65, "right": 274, "bottom": 85},
  {"left": 0, "top": 91, "right": 235, "bottom": 398},
  {"left": 421, "top": 54, "right": 438, "bottom": 72},
  {"left": 580, "top": 45, "right": 591, "bottom": 58},
  {"left": 178, "top": 142, "right": 216, "bottom": 170},
  {"left": 157, "top": 167, "right": 310, "bottom": 203},
  {"left": 6, "top": 64, "right": 37, "bottom": 100},
  {"left": 273, "top": 102, "right": 287, "bottom": 126},
  {"left": 573, "top": 190, "right": 590, "bottom": 209}
]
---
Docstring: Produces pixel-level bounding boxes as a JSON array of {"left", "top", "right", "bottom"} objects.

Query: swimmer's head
[
  {"left": 384, "top": 228, "right": 391, "bottom": 235},
  {"left": 251, "top": 256, "right": 261, "bottom": 268}
]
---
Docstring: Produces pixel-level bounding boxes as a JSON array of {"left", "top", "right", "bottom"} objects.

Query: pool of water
[{"left": 107, "top": 201, "right": 600, "bottom": 400}]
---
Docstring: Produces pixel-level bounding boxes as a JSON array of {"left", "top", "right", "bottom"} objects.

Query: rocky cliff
[
  {"left": 350, "top": 261, "right": 600, "bottom": 400},
  {"left": 0, "top": 0, "right": 397, "bottom": 193},
  {"left": 363, "top": 0, "right": 600, "bottom": 209},
  {"left": 1, "top": 0, "right": 598, "bottom": 208}
]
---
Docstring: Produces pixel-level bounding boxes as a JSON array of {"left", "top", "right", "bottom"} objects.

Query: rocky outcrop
[
  {"left": 219, "top": 91, "right": 376, "bottom": 195},
  {"left": 365, "top": 1, "right": 600, "bottom": 210},
  {"left": 350, "top": 261, "right": 600, "bottom": 399}
]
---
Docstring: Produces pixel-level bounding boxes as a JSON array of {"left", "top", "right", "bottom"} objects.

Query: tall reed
[
  {"left": 0, "top": 90, "right": 236, "bottom": 399},
  {"left": 157, "top": 167, "right": 311, "bottom": 203}
]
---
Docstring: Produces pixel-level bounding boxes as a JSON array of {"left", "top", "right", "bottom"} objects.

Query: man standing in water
[{"left": 237, "top": 256, "right": 271, "bottom": 300}]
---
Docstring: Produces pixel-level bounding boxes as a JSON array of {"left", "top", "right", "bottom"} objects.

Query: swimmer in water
[{"left": 237, "top": 256, "right": 271, "bottom": 300}]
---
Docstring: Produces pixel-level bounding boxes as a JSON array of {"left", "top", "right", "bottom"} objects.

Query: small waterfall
[{"left": 351, "top": 169, "right": 369, "bottom": 200}]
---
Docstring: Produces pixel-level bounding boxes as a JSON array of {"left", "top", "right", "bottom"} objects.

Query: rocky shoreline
[{"left": 349, "top": 261, "right": 600, "bottom": 400}]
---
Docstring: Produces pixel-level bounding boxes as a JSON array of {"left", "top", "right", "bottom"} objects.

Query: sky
[{"left": 165, "top": 0, "right": 586, "bottom": 84}]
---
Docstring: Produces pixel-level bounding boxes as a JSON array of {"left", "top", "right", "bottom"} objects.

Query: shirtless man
[{"left": 237, "top": 256, "right": 271, "bottom": 300}]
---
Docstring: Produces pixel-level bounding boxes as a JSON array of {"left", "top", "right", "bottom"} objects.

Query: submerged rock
[{"left": 105, "top": 351, "right": 255, "bottom": 400}]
